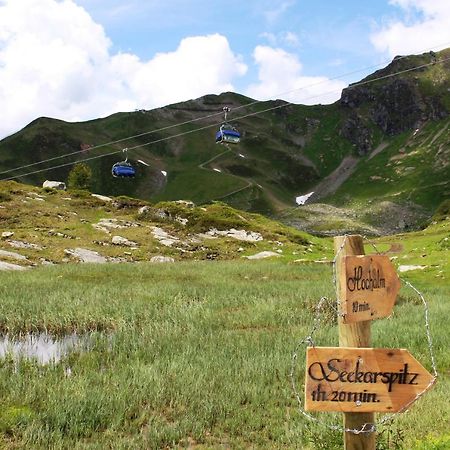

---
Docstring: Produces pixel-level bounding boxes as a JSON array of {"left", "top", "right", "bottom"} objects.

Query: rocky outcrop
[
  {"left": 199, "top": 228, "right": 263, "bottom": 242},
  {"left": 340, "top": 113, "right": 372, "bottom": 155},
  {"left": 111, "top": 236, "right": 138, "bottom": 247},
  {"left": 370, "top": 79, "right": 425, "bottom": 134},
  {"left": 150, "top": 256, "right": 175, "bottom": 263},
  {"left": 339, "top": 71, "right": 448, "bottom": 154},
  {"left": 245, "top": 251, "right": 281, "bottom": 260},
  {"left": 0, "top": 261, "right": 28, "bottom": 271},
  {"left": 64, "top": 248, "right": 107, "bottom": 263}
]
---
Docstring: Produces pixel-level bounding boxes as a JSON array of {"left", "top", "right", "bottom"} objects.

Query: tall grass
[{"left": 0, "top": 261, "right": 448, "bottom": 449}]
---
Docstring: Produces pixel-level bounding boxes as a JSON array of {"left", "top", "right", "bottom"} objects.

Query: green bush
[{"left": 67, "top": 163, "right": 92, "bottom": 191}]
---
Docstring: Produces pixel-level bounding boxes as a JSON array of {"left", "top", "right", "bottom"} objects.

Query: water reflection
[{"left": 0, "top": 333, "right": 91, "bottom": 364}]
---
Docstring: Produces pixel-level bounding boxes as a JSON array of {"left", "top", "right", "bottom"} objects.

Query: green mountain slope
[
  {"left": 0, "top": 180, "right": 325, "bottom": 266},
  {"left": 0, "top": 50, "right": 449, "bottom": 233}
]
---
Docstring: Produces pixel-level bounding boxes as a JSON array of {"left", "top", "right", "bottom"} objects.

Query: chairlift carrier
[
  {"left": 215, "top": 106, "right": 240, "bottom": 144},
  {"left": 112, "top": 148, "right": 136, "bottom": 178}
]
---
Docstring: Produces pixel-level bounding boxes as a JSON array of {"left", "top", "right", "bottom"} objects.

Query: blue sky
[{"left": 1, "top": 0, "right": 450, "bottom": 138}]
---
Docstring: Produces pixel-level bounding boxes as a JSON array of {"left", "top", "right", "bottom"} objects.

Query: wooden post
[{"left": 334, "top": 235, "right": 376, "bottom": 450}]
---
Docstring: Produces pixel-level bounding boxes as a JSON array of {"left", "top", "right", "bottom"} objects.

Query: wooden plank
[
  {"left": 334, "top": 235, "right": 375, "bottom": 450},
  {"left": 339, "top": 255, "right": 401, "bottom": 323},
  {"left": 305, "top": 347, "right": 435, "bottom": 413}
]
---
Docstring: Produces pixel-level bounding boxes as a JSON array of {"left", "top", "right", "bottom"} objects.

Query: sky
[{"left": 1, "top": 0, "right": 450, "bottom": 139}]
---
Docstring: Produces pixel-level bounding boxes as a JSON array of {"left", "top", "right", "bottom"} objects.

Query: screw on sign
[
  {"left": 304, "top": 347, "right": 435, "bottom": 413},
  {"left": 339, "top": 255, "right": 401, "bottom": 323}
]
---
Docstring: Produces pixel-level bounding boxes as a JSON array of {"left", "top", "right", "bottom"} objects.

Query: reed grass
[{"left": 0, "top": 261, "right": 448, "bottom": 449}]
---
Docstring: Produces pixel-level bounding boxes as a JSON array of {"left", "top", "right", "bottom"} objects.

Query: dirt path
[
  {"left": 385, "top": 243, "right": 404, "bottom": 253},
  {"left": 199, "top": 144, "right": 292, "bottom": 210},
  {"left": 309, "top": 156, "right": 359, "bottom": 201},
  {"left": 368, "top": 141, "right": 389, "bottom": 160}
]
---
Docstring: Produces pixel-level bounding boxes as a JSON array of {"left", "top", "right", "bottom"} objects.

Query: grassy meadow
[{"left": 0, "top": 256, "right": 448, "bottom": 449}]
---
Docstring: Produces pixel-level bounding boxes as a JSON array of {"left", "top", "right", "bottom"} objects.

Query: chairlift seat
[
  {"left": 215, "top": 125, "right": 241, "bottom": 144},
  {"left": 112, "top": 162, "right": 136, "bottom": 178}
]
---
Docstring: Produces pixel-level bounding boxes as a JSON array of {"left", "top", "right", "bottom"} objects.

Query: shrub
[
  {"left": 67, "top": 163, "right": 92, "bottom": 191},
  {"left": 432, "top": 199, "right": 450, "bottom": 222}
]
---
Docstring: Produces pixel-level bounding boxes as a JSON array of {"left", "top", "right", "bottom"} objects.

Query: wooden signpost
[
  {"left": 299, "top": 235, "right": 437, "bottom": 450},
  {"left": 339, "top": 255, "right": 401, "bottom": 323},
  {"left": 305, "top": 347, "right": 435, "bottom": 413}
]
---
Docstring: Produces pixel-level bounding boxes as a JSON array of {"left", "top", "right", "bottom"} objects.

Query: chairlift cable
[
  {"left": 1, "top": 53, "right": 450, "bottom": 182},
  {"left": 1, "top": 44, "right": 447, "bottom": 178},
  {"left": 1, "top": 42, "right": 448, "bottom": 178}
]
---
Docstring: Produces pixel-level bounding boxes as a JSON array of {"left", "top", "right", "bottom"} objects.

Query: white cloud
[
  {"left": 124, "top": 34, "right": 247, "bottom": 107},
  {"left": 371, "top": 0, "right": 450, "bottom": 57},
  {"left": 0, "top": 0, "right": 247, "bottom": 138},
  {"left": 260, "top": 31, "right": 300, "bottom": 48},
  {"left": 284, "top": 32, "right": 300, "bottom": 47},
  {"left": 263, "top": 1, "right": 296, "bottom": 24},
  {"left": 246, "top": 46, "right": 346, "bottom": 105}
]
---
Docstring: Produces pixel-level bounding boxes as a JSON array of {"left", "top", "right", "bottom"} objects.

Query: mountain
[{"left": 1, "top": 49, "right": 449, "bottom": 235}]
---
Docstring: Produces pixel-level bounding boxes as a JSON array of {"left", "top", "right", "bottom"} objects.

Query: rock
[
  {"left": 0, "top": 249, "right": 28, "bottom": 261},
  {"left": 138, "top": 205, "right": 151, "bottom": 215},
  {"left": 0, "top": 261, "right": 28, "bottom": 271},
  {"left": 200, "top": 228, "right": 263, "bottom": 242},
  {"left": 175, "top": 216, "right": 188, "bottom": 225},
  {"left": 398, "top": 265, "right": 427, "bottom": 272},
  {"left": 174, "top": 200, "right": 195, "bottom": 208},
  {"left": 43, "top": 180, "right": 66, "bottom": 190},
  {"left": 111, "top": 236, "right": 138, "bottom": 247},
  {"left": 1, "top": 231, "right": 14, "bottom": 239},
  {"left": 245, "top": 251, "right": 281, "bottom": 260},
  {"left": 40, "top": 259, "right": 55, "bottom": 266},
  {"left": 151, "top": 227, "right": 180, "bottom": 247},
  {"left": 93, "top": 218, "right": 140, "bottom": 233},
  {"left": 150, "top": 256, "right": 175, "bottom": 263},
  {"left": 340, "top": 113, "right": 372, "bottom": 155},
  {"left": 64, "top": 248, "right": 107, "bottom": 263},
  {"left": 91, "top": 193, "right": 113, "bottom": 202},
  {"left": 8, "top": 240, "right": 43, "bottom": 250},
  {"left": 151, "top": 208, "right": 172, "bottom": 221}
]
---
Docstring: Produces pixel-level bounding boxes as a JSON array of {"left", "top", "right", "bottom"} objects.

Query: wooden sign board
[
  {"left": 339, "top": 255, "right": 401, "bottom": 323},
  {"left": 305, "top": 347, "right": 435, "bottom": 413}
]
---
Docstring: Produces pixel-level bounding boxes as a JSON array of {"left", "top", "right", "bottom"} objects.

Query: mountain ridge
[{"left": 1, "top": 49, "right": 449, "bottom": 235}]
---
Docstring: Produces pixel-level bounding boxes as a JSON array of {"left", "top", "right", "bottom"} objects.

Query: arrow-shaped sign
[
  {"left": 304, "top": 347, "right": 435, "bottom": 413},
  {"left": 339, "top": 255, "right": 401, "bottom": 323}
]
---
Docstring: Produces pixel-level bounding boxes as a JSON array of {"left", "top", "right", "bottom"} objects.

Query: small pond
[{"left": 0, "top": 333, "right": 95, "bottom": 364}]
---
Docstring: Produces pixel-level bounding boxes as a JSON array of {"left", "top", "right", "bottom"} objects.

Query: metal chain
[
  {"left": 364, "top": 237, "right": 438, "bottom": 379},
  {"left": 290, "top": 234, "right": 438, "bottom": 435}
]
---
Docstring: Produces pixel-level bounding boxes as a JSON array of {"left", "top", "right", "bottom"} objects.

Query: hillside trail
[
  {"left": 308, "top": 156, "right": 359, "bottom": 202},
  {"left": 198, "top": 144, "right": 291, "bottom": 212},
  {"left": 422, "top": 120, "right": 449, "bottom": 147}
]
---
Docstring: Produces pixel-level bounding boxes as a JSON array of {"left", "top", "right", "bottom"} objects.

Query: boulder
[
  {"left": 91, "top": 193, "right": 113, "bottom": 202},
  {"left": 201, "top": 228, "right": 263, "bottom": 242},
  {"left": 245, "top": 251, "right": 281, "bottom": 260},
  {"left": 64, "top": 248, "right": 107, "bottom": 263},
  {"left": 0, "top": 261, "right": 28, "bottom": 271},
  {"left": 43, "top": 180, "right": 66, "bottom": 190},
  {"left": 111, "top": 236, "right": 138, "bottom": 247},
  {"left": 0, "top": 249, "right": 28, "bottom": 261},
  {"left": 150, "top": 256, "right": 175, "bottom": 263},
  {"left": 174, "top": 200, "right": 195, "bottom": 208}
]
